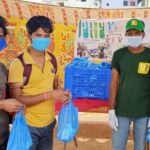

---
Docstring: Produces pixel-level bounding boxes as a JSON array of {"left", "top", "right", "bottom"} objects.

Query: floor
[{"left": 53, "top": 113, "right": 134, "bottom": 150}]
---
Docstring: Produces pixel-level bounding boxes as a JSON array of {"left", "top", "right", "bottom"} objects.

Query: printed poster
[{"left": 75, "top": 19, "right": 150, "bottom": 60}]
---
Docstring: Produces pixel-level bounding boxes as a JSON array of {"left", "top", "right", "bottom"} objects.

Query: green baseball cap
[{"left": 126, "top": 19, "right": 145, "bottom": 31}]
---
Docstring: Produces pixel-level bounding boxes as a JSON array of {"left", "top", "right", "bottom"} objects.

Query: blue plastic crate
[{"left": 65, "top": 68, "right": 111, "bottom": 100}]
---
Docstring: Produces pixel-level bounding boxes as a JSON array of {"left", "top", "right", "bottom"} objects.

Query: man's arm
[
  {"left": 108, "top": 68, "right": 120, "bottom": 131},
  {"left": 9, "top": 83, "right": 71, "bottom": 107},
  {"left": 0, "top": 101, "right": 4, "bottom": 110},
  {"left": 9, "top": 83, "right": 49, "bottom": 106},
  {"left": 109, "top": 68, "right": 119, "bottom": 109}
]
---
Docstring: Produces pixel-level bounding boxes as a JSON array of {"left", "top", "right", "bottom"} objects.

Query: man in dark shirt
[{"left": 109, "top": 18, "right": 150, "bottom": 150}]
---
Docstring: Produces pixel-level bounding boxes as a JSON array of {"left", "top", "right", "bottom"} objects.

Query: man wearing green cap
[{"left": 109, "top": 18, "right": 150, "bottom": 150}]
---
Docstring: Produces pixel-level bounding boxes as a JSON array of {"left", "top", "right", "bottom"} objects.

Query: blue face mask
[
  {"left": 31, "top": 38, "right": 51, "bottom": 52},
  {"left": 127, "top": 36, "right": 143, "bottom": 48},
  {"left": 0, "top": 37, "right": 7, "bottom": 51}
]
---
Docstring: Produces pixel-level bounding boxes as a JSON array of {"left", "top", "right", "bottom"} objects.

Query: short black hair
[
  {"left": 0, "top": 16, "right": 8, "bottom": 37},
  {"left": 26, "top": 16, "right": 54, "bottom": 35}
]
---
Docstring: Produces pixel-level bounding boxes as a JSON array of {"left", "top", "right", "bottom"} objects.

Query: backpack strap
[
  {"left": 17, "top": 53, "right": 32, "bottom": 86},
  {"left": 48, "top": 52, "right": 57, "bottom": 74},
  {"left": 17, "top": 52, "right": 57, "bottom": 86}
]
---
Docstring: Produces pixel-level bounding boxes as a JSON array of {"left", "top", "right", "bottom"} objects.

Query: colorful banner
[
  {"left": 75, "top": 19, "right": 150, "bottom": 60},
  {"left": 0, "top": 0, "right": 150, "bottom": 66},
  {"left": 1, "top": 0, "right": 150, "bottom": 111},
  {"left": 1, "top": 0, "right": 150, "bottom": 24},
  {"left": 0, "top": 18, "right": 76, "bottom": 86},
  {"left": 0, "top": 0, "right": 150, "bottom": 67}
]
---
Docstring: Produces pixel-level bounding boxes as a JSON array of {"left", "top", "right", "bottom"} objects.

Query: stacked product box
[{"left": 64, "top": 58, "right": 111, "bottom": 100}]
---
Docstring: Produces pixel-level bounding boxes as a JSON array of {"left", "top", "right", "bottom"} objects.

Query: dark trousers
[
  {"left": 0, "top": 138, "right": 8, "bottom": 150},
  {"left": 28, "top": 119, "right": 56, "bottom": 150}
]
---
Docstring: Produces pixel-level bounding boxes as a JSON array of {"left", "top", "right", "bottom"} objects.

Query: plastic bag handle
[{"left": 12, "top": 108, "right": 25, "bottom": 124}]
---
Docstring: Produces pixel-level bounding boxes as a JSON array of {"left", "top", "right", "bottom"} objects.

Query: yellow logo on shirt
[{"left": 138, "top": 62, "right": 150, "bottom": 74}]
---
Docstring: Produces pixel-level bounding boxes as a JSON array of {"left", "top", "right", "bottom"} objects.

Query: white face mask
[{"left": 127, "top": 36, "right": 143, "bottom": 48}]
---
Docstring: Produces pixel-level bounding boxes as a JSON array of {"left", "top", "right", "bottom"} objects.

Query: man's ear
[
  {"left": 142, "top": 32, "right": 145, "bottom": 39},
  {"left": 27, "top": 33, "right": 32, "bottom": 42}
]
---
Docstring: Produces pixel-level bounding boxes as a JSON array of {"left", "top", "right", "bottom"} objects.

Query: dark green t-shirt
[{"left": 112, "top": 47, "right": 150, "bottom": 118}]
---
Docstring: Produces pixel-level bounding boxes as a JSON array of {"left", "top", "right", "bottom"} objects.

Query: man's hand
[
  {"left": 2, "top": 99, "right": 24, "bottom": 113},
  {"left": 108, "top": 109, "right": 118, "bottom": 131},
  {"left": 48, "top": 89, "right": 71, "bottom": 104}
]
